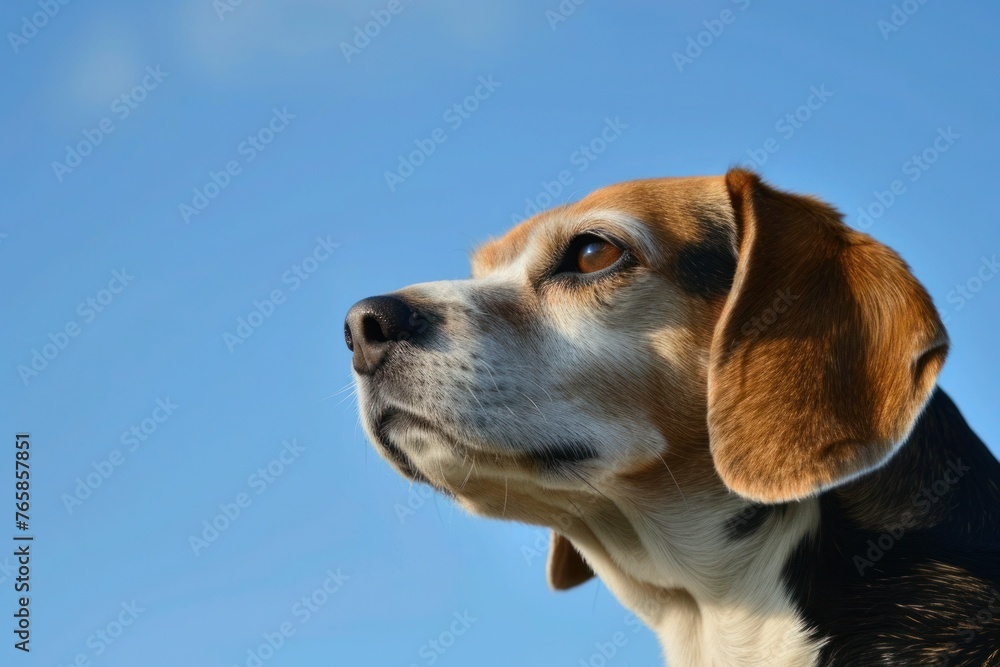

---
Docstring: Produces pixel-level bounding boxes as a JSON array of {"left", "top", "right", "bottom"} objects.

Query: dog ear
[
  {"left": 707, "top": 169, "right": 949, "bottom": 503},
  {"left": 547, "top": 532, "right": 594, "bottom": 590}
]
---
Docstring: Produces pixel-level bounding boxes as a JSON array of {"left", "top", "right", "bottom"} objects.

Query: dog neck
[
  {"left": 559, "top": 389, "right": 1000, "bottom": 666},
  {"left": 557, "top": 462, "right": 824, "bottom": 666}
]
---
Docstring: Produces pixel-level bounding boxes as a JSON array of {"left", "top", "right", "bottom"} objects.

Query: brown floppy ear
[
  {"left": 708, "top": 169, "right": 949, "bottom": 503},
  {"left": 547, "top": 533, "right": 594, "bottom": 590}
]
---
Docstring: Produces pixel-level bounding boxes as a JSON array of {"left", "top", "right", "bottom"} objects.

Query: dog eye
[{"left": 574, "top": 235, "right": 623, "bottom": 274}]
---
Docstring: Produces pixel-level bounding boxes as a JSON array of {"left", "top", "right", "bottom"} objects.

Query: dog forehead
[{"left": 470, "top": 176, "right": 731, "bottom": 277}]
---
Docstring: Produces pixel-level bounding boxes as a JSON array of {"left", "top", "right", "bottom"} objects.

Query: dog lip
[
  {"left": 379, "top": 408, "right": 441, "bottom": 437},
  {"left": 526, "top": 442, "right": 599, "bottom": 470},
  {"left": 372, "top": 409, "right": 430, "bottom": 484},
  {"left": 372, "top": 408, "right": 596, "bottom": 479}
]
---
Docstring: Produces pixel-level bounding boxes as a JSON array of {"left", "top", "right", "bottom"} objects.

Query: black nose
[{"left": 344, "top": 295, "right": 423, "bottom": 375}]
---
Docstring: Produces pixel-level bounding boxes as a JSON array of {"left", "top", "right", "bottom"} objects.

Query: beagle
[{"left": 345, "top": 169, "right": 1000, "bottom": 666}]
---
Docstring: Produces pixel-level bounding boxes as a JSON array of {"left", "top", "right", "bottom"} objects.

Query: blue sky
[{"left": 2, "top": 1, "right": 998, "bottom": 665}]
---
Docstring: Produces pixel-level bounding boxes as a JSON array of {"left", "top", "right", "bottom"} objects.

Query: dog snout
[{"left": 344, "top": 295, "right": 424, "bottom": 375}]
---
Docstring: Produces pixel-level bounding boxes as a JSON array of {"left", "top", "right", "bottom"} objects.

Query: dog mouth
[
  {"left": 370, "top": 408, "right": 599, "bottom": 485},
  {"left": 372, "top": 409, "right": 432, "bottom": 484},
  {"left": 526, "top": 441, "right": 599, "bottom": 470}
]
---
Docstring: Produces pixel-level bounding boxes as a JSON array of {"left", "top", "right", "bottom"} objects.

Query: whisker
[
  {"left": 334, "top": 387, "right": 359, "bottom": 408},
  {"left": 460, "top": 456, "right": 477, "bottom": 490},
  {"left": 467, "top": 387, "right": 486, "bottom": 412},
  {"left": 567, "top": 468, "right": 616, "bottom": 507},
  {"left": 656, "top": 451, "right": 689, "bottom": 511},
  {"left": 502, "top": 475, "right": 509, "bottom": 517},
  {"left": 434, "top": 489, "right": 446, "bottom": 526},
  {"left": 315, "top": 380, "right": 357, "bottom": 403},
  {"left": 483, "top": 363, "right": 501, "bottom": 393},
  {"left": 510, "top": 365, "right": 554, "bottom": 403},
  {"left": 520, "top": 392, "right": 546, "bottom": 421},
  {"left": 565, "top": 497, "right": 588, "bottom": 525},
  {"left": 478, "top": 360, "right": 519, "bottom": 416}
]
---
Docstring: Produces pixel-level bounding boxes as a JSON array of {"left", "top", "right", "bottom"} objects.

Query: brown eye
[{"left": 576, "top": 237, "right": 623, "bottom": 273}]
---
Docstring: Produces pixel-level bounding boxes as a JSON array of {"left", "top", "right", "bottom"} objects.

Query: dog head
[{"left": 346, "top": 169, "right": 947, "bottom": 588}]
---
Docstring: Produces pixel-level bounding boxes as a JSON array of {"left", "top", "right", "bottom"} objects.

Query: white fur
[
  {"left": 566, "top": 493, "right": 823, "bottom": 666},
  {"left": 356, "top": 210, "right": 826, "bottom": 666}
]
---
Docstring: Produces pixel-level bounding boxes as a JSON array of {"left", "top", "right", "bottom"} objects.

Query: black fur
[
  {"left": 530, "top": 442, "right": 599, "bottom": 471},
  {"left": 782, "top": 389, "right": 1000, "bottom": 666},
  {"left": 676, "top": 223, "right": 737, "bottom": 298},
  {"left": 726, "top": 503, "right": 774, "bottom": 540}
]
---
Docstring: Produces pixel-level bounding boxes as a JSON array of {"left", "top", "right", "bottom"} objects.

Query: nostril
[
  {"left": 361, "top": 314, "right": 389, "bottom": 344},
  {"left": 344, "top": 322, "right": 354, "bottom": 351},
  {"left": 344, "top": 295, "right": 426, "bottom": 373}
]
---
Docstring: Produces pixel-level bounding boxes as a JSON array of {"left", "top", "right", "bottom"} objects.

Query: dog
[{"left": 345, "top": 169, "right": 1000, "bottom": 666}]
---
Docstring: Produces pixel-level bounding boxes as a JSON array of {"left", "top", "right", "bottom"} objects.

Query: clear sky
[{"left": 3, "top": 1, "right": 998, "bottom": 665}]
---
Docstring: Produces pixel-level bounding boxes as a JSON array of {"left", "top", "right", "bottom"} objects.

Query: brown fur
[
  {"left": 351, "top": 169, "right": 955, "bottom": 665},
  {"left": 709, "top": 170, "right": 948, "bottom": 502},
  {"left": 472, "top": 169, "right": 949, "bottom": 575}
]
